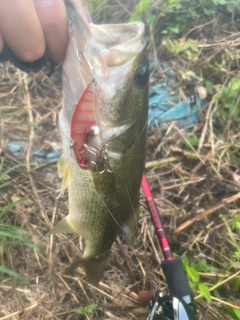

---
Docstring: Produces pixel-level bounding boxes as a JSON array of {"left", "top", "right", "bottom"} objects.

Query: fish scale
[{"left": 49, "top": 0, "right": 149, "bottom": 284}]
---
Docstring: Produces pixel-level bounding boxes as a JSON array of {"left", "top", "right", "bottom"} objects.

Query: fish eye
[{"left": 134, "top": 66, "right": 149, "bottom": 87}]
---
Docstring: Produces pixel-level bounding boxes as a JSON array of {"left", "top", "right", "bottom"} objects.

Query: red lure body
[{"left": 71, "top": 83, "right": 100, "bottom": 169}]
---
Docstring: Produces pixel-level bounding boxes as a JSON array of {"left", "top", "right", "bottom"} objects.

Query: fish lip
[
  {"left": 90, "top": 21, "right": 145, "bottom": 46},
  {"left": 89, "top": 22, "right": 146, "bottom": 67}
]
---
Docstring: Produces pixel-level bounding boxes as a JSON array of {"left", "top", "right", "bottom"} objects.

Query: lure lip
[
  {"left": 77, "top": 144, "right": 100, "bottom": 169},
  {"left": 71, "top": 119, "right": 103, "bottom": 170}
]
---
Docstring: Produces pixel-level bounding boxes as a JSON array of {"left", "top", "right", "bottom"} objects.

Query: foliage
[
  {"left": 232, "top": 215, "right": 240, "bottom": 230},
  {"left": 185, "top": 134, "right": 199, "bottom": 150},
  {"left": 0, "top": 265, "right": 29, "bottom": 284},
  {"left": 212, "top": 77, "right": 240, "bottom": 132},
  {"left": 129, "top": 0, "right": 152, "bottom": 23},
  {"left": 223, "top": 306, "right": 240, "bottom": 320},
  {"left": 180, "top": 254, "right": 213, "bottom": 301},
  {"left": 162, "top": 38, "right": 199, "bottom": 62},
  {"left": 87, "top": 0, "right": 115, "bottom": 23},
  {"left": 74, "top": 304, "right": 97, "bottom": 315},
  {"left": 0, "top": 159, "right": 39, "bottom": 284},
  {"left": 130, "top": 0, "right": 240, "bottom": 36},
  {"left": 178, "top": 211, "right": 240, "bottom": 314}
]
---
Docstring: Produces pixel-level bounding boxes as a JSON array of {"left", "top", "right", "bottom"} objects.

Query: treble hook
[{"left": 97, "top": 145, "right": 113, "bottom": 174}]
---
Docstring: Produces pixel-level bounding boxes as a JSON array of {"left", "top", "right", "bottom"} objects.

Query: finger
[
  {"left": 0, "top": 0, "right": 46, "bottom": 62},
  {"left": 34, "top": 0, "right": 69, "bottom": 63},
  {"left": 0, "top": 31, "right": 4, "bottom": 54}
]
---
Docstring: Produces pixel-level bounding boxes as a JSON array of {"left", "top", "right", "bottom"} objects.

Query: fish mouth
[{"left": 89, "top": 22, "right": 145, "bottom": 67}]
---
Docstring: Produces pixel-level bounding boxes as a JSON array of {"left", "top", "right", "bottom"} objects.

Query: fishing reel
[
  {"left": 146, "top": 291, "right": 173, "bottom": 320},
  {"left": 146, "top": 290, "right": 197, "bottom": 320}
]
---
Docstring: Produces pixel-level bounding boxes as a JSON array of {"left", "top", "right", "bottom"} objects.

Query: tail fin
[{"left": 67, "top": 252, "right": 109, "bottom": 285}]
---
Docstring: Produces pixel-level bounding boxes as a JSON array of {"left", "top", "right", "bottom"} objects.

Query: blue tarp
[{"left": 148, "top": 62, "right": 207, "bottom": 128}]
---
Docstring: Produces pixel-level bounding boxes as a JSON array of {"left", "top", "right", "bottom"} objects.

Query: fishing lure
[{"left": 71, "top": 83, "right": 101, "bottom": 169}]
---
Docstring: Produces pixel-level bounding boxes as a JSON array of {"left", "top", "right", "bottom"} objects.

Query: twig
[
  {"left": 209, "top": 296, "right": 240, "bottom": 310},
  {"left": 195, "top": 270, "right": 240, "bottom": 301},
  {"left": 191, "top": 140, "right": 223, "bottom": 174},
  {"left": 198, "top": 101, "right": 214, "bottom": 153},
  {"left": 176, "top": 126, "right": 203, "bottom": 163},
  {"left": 57, "top": 273, "right": 79, "bottom": 304},
  {"left": 114, "top": 0, "right": 132, "bottom": 16},
  {"left": 0, "top": 303, "right": 38, "bottom": 320},
  {"left": 145, "top": 156, "right": 182, "bottom": 169},
  {"left": 147, "top": 229, "right": 161, "bottom": 265},
  {"left": 148, "top": 23, "right": 164, "bottom": 77},
  {"left": 116, "top": 237, "right": 134, "bottom": 279},
  {"left": 21, "top": 71, "right": 33, "bottom": 173},
  {"left": 73, "top": 277, "right": 90, "bottom": 302},
  {"left": 20, "top": 71, "right": 51, "bottom": 225},
  {"left": 185, "top": 20, "right": 213, "bottom": 38},
  {"left": 198, "top": 38, "right": 240, "bottom": 49},
  {"left": 175, "top": 191, "right": 240, "bottom": 233}
]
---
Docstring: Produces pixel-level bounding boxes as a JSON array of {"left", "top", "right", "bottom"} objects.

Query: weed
[
  {"left": 0, "top": 159, "right": 39, "bottom": 284},
  {"left": 74, "top": 304, "right": 97, "bottom": 317},
  {"left": 178, "top": 210, "right": 240, "bottom": 316},
  {"left": 180, "top": 253, "right": 213, "bottom": 301},
  {"left": 185, "top": 134, "right": 199, "bottom": 150},
  {"left": 212, "top": 77, "right": 240, "bottom": 135},
  {"left": 130, "top": 0, "right": 240, "bottom": 36}
]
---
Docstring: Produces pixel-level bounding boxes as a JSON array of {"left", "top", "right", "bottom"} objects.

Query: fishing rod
[{"left": 140, "top": 174, "right": 198, "bottom": 320}]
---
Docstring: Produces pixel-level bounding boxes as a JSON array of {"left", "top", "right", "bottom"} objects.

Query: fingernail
[{"left": 34, "top": 0, "right": 53, "bottom": 7}]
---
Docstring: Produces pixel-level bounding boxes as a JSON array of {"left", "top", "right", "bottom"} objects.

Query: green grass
[{"left": 0, "top": 158, "right": 40, "bottom": 284}]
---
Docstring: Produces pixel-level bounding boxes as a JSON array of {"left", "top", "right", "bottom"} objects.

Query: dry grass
[{"left": 0, "top": 2, "right": 240, "bottom": 320}]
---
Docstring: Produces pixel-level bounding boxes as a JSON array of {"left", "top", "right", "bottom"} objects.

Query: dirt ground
[{"left": 0, "top": 2, "right": 240, "bottom": 320}]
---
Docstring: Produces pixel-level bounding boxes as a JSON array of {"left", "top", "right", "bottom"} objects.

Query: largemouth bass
[{"left": 50, "top": 0, "right": 149, "bottom": 284}]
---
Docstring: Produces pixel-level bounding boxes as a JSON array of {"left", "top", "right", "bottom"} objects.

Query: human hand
[{"left": 0, "top": 0, "right": 69, "bottom": 64}]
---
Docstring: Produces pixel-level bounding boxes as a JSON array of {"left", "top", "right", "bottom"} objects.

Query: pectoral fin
[
  {"left": 48, "top": 215, "right": 76, "bottom": 235},
  {"left": 57, "top": 154, "right": 70, "bottom": 197}
]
